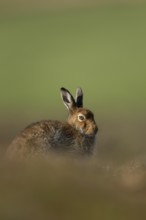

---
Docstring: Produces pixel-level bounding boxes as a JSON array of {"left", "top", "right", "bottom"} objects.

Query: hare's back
[
  {"left": 7, "top": 120, "right": 63, "bottom": 157},
  {"left": 7, "top": 120, "right": 70, "bottom": 157}
]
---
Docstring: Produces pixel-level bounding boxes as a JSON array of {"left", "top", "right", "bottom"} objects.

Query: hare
[{"left": 7, "top": 87, "right": 98, "bottom": 158}]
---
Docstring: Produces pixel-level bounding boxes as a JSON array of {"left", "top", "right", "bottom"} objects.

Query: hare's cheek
[
  {"left": 80, "top": 121, "right": 86, "bottom": 129},
  {"left": 76, "top": 121, "right": 86, "bottom": 131},
  {"left": 81, "top": 122, "right": 89, "bottom": 133}
]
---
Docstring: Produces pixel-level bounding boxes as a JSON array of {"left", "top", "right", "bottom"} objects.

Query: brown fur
[{"left": 7, "top": 87, "right": 98, "bottom": 158}]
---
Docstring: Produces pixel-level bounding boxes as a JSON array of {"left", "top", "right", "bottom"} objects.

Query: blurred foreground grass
[{"left": 1, "top": 154, "right": 146, "bottom": 220}]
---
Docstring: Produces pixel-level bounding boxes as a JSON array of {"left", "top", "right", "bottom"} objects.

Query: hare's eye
[{"left": 78, "top": 114, "right": 86, "bottom": 122}]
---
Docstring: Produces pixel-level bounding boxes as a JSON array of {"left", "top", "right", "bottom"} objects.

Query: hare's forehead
[{"left": 76, "top": 109, "right": 94, "bottom": 118}]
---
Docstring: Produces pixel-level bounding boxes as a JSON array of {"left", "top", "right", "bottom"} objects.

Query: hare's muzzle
[
  {"left": 94, "top": 124, "right": 98, "bottom": 134},
  {"left": 93, "top": 123, "right": 98, "bottom": 135},
  {"left": 86, "top": 121, "right": 98, "bottom": 136}
]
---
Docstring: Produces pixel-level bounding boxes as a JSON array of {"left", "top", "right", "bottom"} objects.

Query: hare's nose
[{"left": 94, "top": 124, "right": 98, "bottom": 134}]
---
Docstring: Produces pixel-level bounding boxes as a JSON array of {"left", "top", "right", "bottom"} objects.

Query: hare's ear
[
  {"left": 60, "top": 88, "right": 76, "bottom": 112},
  {"left": 75, "top": 87, "right": 83, "bottom": 108}
]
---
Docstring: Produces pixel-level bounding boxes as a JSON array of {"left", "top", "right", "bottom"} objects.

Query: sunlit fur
[
  {"left": 7, "top": 87, "right": 98, "bottom": 158},
  {"left": 68, "top": 108, "right": 98, "bottom": 136}
]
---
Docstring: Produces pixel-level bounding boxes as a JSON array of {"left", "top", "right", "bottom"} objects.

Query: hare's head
[{"left": 61, "top": 87, "right": 98, "bottom": 136}]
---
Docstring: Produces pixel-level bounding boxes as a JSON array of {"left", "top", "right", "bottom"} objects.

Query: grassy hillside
[{"left": 0, "top": 4, "right": 146, "bottom": 220}]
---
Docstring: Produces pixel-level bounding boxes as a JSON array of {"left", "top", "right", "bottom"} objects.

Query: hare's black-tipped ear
[
  {"left": 60, "top": 88, "right": 76, "bottom": 112},
  {"left": 75, "top": 87, "right": 83, "bottom": 108}
]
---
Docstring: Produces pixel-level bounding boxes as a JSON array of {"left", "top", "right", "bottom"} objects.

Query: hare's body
[
  {"left": 7, "top": 88, "right": 98, "bottom": 158},
  {"left": 8, "top": 120, "right": 96, "bottom": 158}
]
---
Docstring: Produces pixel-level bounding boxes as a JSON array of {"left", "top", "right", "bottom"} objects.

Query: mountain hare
[{"left": 7, "top": 87, "right": 98, "bottom": 158}]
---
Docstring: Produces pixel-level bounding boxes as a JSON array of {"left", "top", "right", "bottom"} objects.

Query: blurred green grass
[{"left": 0, "top": 6, "right": 146, "bottom": 117}]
